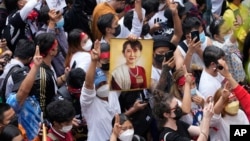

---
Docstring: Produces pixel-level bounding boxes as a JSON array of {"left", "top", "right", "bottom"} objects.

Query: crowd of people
[{"left": 0, "top": 0, "right": 250, "bottom": 140}]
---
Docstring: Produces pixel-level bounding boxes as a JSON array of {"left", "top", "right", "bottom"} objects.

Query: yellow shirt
[
  {"left": 223, "top": 2, "right": 250, "bottom": 51},
  {"left": 91, "top": 2, "right": 117, "bottom": 41}
]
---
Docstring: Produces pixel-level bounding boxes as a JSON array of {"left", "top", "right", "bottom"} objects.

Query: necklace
[{"left": 128, "top": 66, "right": 138, "bottom": 77}]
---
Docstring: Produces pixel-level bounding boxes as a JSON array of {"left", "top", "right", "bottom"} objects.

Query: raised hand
[
  {"left": 112, "top": 114, "right": 122, "bottom": 138},
  {"left": 48, "top": 9, "right": 61, "bottom": 23},
  {"left": 187, "top": 37, "right": 202, "bottom": 54},
  {"left": 33, "top": 46, "right": 43, "bottom": 67},
  {"left": 203, "top": 98, "right": 214, "bottom": 119},
  {"left": 127, "top": 34, "right": 138, "bottom": 41},
  {"left": 221, "top": 81, "right": 231, "bottom": 100},
  {"left": 168, "top": 0, "right": 178, "bottom": 14},
  {"left": 90, "top": 40, "right": 101, "bottom": 61},
  {"left": 133, "top": 100, "right": 148, "bottom": 111},
  {"left": 183, "top": 65, "right": 193, "bottom": 84},
  {"left": 162, "top": 56, "right": 175, "bottom": 69},
  {"left": 217, "top": 59, "right": 231, "bottom": 78},
  {"left": 192, "top": 95, "right": 205, "bottom": 107}
]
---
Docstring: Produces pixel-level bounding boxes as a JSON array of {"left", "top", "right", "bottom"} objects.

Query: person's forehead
[
  {"left": 4, "top": 108, "right": 15, "bottom": 120},
  {"left": 155, "top": 47, "right": 169, "bottom": 52},
  {"left": 170, "top": 99, "right": 178, "bottom": 107}
]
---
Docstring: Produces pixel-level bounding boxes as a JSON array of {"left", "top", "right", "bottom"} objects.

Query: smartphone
[
  {"left": 165, "top": 50, "right": 174, "bottom": 61},
  {"left": 139, "top": 92, "right": 149, "bottom": 103},
  {"left": 217, "top": 64, "right": 224, "bottom": 70},
  {"left": 191, "top": 30, "right": 200, "bottom": 43}
]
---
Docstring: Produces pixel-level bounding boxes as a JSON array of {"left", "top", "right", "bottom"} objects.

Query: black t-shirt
[{"left": 159, "top": 120, "right": 191, "bottom": 141}]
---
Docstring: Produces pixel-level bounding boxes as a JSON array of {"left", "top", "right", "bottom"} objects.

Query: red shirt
[
  {"left": 232, "top": 85, "right": 250, "bottom": 121},
  {"left": 46, "top": 127, "right": 74, "bottom": 141}
]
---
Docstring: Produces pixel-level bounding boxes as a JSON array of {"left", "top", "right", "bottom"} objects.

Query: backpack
[{"left": 0, "top": 64, "right": 21, "bottom": 103}]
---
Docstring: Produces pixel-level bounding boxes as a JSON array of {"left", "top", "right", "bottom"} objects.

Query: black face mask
[
  {"left": 9, "top": 115, "right": 18, "bottom": 127},
  {"left": 101, "top": 63, "right": 110, "bottom": 71},
  {"left": 154, "top": 54, "right": 165, "bottom": 63},
  {"left": 114, "top": 25, "right": 121, "bottom": 37},
  {"left": 141, "top": 23, "right": 150, "bottom": 36},
  {"left": 173, "top": 106, "right": 183, "bottom": 120}
]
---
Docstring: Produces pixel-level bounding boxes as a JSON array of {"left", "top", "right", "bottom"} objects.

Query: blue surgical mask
[
  {"left": 56, "top": 18, "right": 64, "bottom": 29},
  {"left": 199, "top": 31, "right": 206, "bottom": 43},
  {"left": 190, "top": 87, "right": 197, "bottom": 96}
]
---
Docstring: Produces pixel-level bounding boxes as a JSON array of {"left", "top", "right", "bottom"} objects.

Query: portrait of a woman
[{"left": 110, "top": 40, "right": 147, "bottom": 90}]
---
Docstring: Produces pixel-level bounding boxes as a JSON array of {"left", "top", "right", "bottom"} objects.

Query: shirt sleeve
[
  {"left": 130, "top": 8, "right": 145, "bottom": 37},
  {"left": 80, "top": 82, "right": 96, "bottom": 108}
]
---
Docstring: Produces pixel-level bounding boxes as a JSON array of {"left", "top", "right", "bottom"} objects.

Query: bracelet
[
  {"left": 60, "top": 75, "right": 65, "bottom": 83},
  {"left": 200, "top": 131, "right": 208, "bottom": 140}
]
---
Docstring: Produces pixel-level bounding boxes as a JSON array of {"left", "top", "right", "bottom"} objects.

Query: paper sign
[{"left": 46, "top": 0, "right": 66, "bottom": 11}]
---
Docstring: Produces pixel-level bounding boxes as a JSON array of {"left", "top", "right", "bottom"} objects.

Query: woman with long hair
[{"left": 65, "top": 29, "right": 93, "bottom": 71}]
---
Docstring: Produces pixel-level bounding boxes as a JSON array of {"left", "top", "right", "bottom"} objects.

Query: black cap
[
  {"left": 153, "top": 35, "right": 176, "bottom": 51},
  {"left": 11, "top": 67, "right": 29, "bottom": 92}
]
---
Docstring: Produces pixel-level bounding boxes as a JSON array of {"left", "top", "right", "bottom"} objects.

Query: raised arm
[
  {"left": 154, "top": 57, "right": 175, "bottom": 92},
  {"left": 19, "top": 0, "right": 39, "bottom": 21},
  {"left": 181, "top": 65, "right": 192, "bottom": 114},
  {"left": 169, "top": 2, "right": 183, "bottom": 46},
  {"left": 183, "top": 38, "right": 201, "bottom": 72},
  {"left": 84, "top": 40, "right": 101, "bottom": 89},
  {"left": 213, "top": 82, "right": 230, "bottom": 115},
  {"left": 16, "top": 46, "right": 42, "bottom": 106},
  {"left": 218, "top": 59, "right": 250, "bottom": 120},
  {"left": 197, "top": 102, "right": 214, "bottom": 141}
]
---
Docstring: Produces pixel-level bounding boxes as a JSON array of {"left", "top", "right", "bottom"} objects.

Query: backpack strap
[
  {"left": 179, "top": 41, "right": 188, "bottom": 53},
  {"left": 0, "top": 64, "right": 21, "bottom": 103},
  {"left": 164, "top": 132, "right": 172, "bottom": 141},
  {"left": 47, "top": 133, "right": 59, "bottom": 141}
]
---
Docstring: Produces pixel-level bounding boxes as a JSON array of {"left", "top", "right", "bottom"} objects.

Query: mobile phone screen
[{"left": 191, "top": 31, "right": 200, "bottom": 43}]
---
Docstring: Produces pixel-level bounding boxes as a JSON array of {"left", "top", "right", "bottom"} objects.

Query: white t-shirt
[
  {"left": 198, "top": 70, "right": 225, "bottom": 99},
  {"left": 211, "top": 0, "right": 224, "bottom": 16},
  {"left": 151, "top": 65, "right": 162, "bottom": 82},
  {"left": 209, "top": 109, "right": 249, "bottom": 141},
  {"left": 80, "top": 84, "right": 121, "bottom": 141},
  {"left": 70, "top": 52, "right": 91, "bottom": 72},
  {"left": 117, "top": 8, "right": 145, "bottom": 38}
]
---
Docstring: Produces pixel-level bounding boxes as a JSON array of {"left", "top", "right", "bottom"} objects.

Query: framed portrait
[{"left": 109, "top": 38, "right": 153, "bottom": 91}]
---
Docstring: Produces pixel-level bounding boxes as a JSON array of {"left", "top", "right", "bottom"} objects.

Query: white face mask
[
  {"left": 96, "top": 84, "right": 109, "bottom": 98},
  {"left": 82, "top": 39, "right": 93, "bottom": 51},
  {"left": 118, "top": 129, "right": 134, "bottom": 141},
  {"left": 60, "top": 125, "right": 73, "bottom": 133}
]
